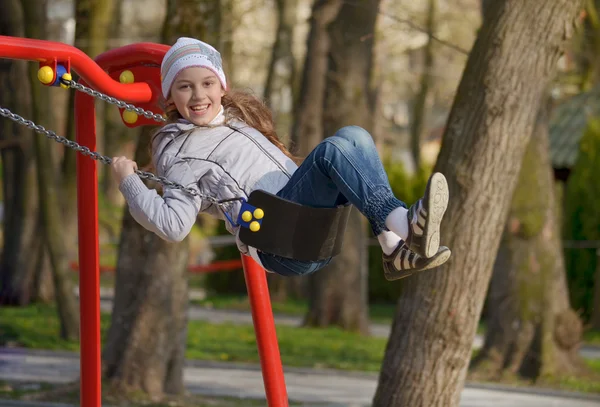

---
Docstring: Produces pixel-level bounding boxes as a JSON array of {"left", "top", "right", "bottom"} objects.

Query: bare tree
[
  {"left": 372, "top": 1, "right": 583, "bottom": 405},
  {"left": 409, "top": 0, "right": 436, "bottom": 169},
  {"left": 63, "top": 0, "right": 117, "bottom": 250},
  {"left": 303, "top": 0, "right": 381, "bottom": 334},
  {"left": 0, "top": 0, "right": 49, "bottom": 305},
  {"left": 291, "top": 0, "right": 343, "bottom": 154},
  {"left": 20, "top": 0, "right": 80, "bottom": 340},
  {"left": 264, "top": 0, "right": 298, "bottom": 139}
]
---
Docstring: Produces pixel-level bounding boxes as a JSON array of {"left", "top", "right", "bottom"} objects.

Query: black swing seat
[{"left": 237, "top": 190, "right": 352, "bottom": 262}]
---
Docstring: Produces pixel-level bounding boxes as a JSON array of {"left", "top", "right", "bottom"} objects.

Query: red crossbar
[{"left": 0, "top": 36, "right": 289, "bottom": 407}]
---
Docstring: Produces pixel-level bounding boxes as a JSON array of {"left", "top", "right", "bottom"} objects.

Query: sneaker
[
  {"left": 383, "top": 240, "right": 451, "bottom": 281},
  {"left": 406, "top": 172, "right": 449, "bottom": 258}
]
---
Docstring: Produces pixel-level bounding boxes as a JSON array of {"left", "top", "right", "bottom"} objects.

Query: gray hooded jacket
[{"left": 118, "top": 108, "right": 298, "bottom": 264}]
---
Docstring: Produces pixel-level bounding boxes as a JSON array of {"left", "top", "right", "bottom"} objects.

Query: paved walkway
[{"left": 1, "top": 348, "right": 600, "bottom": 407}]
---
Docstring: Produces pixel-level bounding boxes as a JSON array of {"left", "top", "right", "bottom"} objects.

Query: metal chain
[
  {"left": 60, "top": 78, "right": 167, "bottom": 123},
  {"left": 0, "top": 106, "right": 225, "bottom": 206}
]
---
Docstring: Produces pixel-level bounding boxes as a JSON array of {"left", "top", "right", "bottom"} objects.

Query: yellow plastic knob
[
  {"left": 119, "top": 70, "right": 134, "bottom": 84},
  {"left": 60, "top": 72, "right": 72, "bottom": 89},
  {"left": 122, "top": 110, "right": 138, "bottom": 124},
  {"left": 249, "top": 221, "right": 260, "bottom": 232},
  {"left": 253, "top": 208, "right": 264, "bottom": 219},
  {"left": 37, "top": 66, "right": 54, "bottom": 85},
  {"left": 241, "top": 210, "right": 252, "bottom": 222}
]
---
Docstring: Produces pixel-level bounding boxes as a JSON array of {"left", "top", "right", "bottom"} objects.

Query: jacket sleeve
[{"left": 118, "top": 153, "right": 203, "bottom": 242}]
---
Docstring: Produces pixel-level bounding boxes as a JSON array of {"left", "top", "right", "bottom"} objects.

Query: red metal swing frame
[{"left": 0, "top": 36, "right": 289, "bottom": 407}]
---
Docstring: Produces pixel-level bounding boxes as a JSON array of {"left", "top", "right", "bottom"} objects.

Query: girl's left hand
[{"left": 111, "top": 156, "right": 138, "bottom": 183}]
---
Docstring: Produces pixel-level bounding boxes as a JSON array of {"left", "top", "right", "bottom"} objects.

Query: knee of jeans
[{"left": 333, "top": 125, "right": 375, "bottom": 149}]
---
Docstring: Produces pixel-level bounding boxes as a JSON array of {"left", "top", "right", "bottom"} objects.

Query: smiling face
[{"left": 169, "top": 66, "right": 225, "bottom": 125}]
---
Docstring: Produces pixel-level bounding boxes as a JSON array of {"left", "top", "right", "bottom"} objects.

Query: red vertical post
[
  {"left": 75, "top": 83, "right": 101, "bottom": 407},
  {"left": 241, "top": 255, "right": 289, "bottom": 407}
]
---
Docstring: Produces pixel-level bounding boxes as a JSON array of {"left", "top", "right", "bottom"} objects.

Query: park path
[{"left": 1, "top": 348, "right": 600, "bottom": 407}]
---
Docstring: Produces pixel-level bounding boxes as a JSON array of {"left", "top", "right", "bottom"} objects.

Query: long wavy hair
[{"left": 161, "top": 89, "right": 300, "bottom": 164}]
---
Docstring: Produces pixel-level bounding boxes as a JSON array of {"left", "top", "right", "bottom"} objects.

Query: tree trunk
[
  {"left": 102, "top": 0, "right": 220, "bottom": 398},
  {"left": 161, "top": 0, "right": 220, "bottom": 46},
  {"left": 219, "top": 0, "right": 235, "bottom": 79},
  {"left": 470, "top": 102, "right": 587, "bottom": 382},
  {"left": 372, "top": 1, "right": 583, "bottom": 406},
  {"left": 290, "top": 0, "right": 342, "bottom": 154},
  {"left": 21, "top": 0, "right": 80, "bottom": 340},
  {"left": 102, "top": 127, "right": 190, "bottom": 399},
  {"left": 409, "top": 0, "right": 436, "bottom": 170},
  {"left": 101, "top": 1, "right": 128, "bottom": 206},
  {"left": 262, "top": 0, "right": 301, "bottom": 299},
  {"left": 303, "top": 0, "right": 381, "bottom": 335},
  {"left": 264, "top": 0, "right": 298, "bottom": 143},
  {"left": 267, "top": 0, "right": 343, "bottom": 304},
  {"left": 0, "top": 0, "right": 48, "bottom": 306},
  {"left": 63, "top": 0, "right": 117, "bottom": 255},
  {"left": 304, "top": 208, "right": 369, "bottom": 332}
]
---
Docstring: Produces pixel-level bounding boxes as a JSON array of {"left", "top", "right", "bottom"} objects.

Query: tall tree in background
[
  {"left": 0, "top": 0, "right": 50, "bottom": 305},
  {"left": 20, "top": 0, "right": 80, "bottom": 340},
  {"left": 63, "top": 0, "right": 117, "bottom": 250},
  {"left": 219, "top": 0, "right": 235, "bottom": 79},
  {"left": 303, "top": 0, "right": 381, "bottom": 334},
  {"left": 101, "top": 2, "right": 130, "bottom": 206},
  {"left": 102, "top": 0, "right": 222, "bottom": 398},
  {"left": 291, "top": 0, "right": 343, "bottom": 153},
  {"left": 373, "top": 0, "right": 583, "bottom": 405},
  {"left": 409, "top": 0, "right": 436, "bottom": 170},
  {"left": 264, "top": 0, "right": 298, "bottom": 143},
  {"left": 574, "top": 0, "right": 600, "bottom": 90},
  {"left": 470, "top": 101, "right": 587, "bottom": 383},
  {"left": 262, "top": 0, "right": 301, "bottom": 301}
]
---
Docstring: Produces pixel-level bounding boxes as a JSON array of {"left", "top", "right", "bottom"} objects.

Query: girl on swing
[{"left": 111, "top": 37, "right": 451, "bottom": 280}]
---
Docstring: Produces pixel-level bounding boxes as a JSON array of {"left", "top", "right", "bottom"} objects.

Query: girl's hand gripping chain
[{"left": 111, "top": 156, "right": 138, "bottom": 183}]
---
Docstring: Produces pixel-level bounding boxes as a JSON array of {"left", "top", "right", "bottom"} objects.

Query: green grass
[
  {"left": 584, "top": 329, "right": 600, "bottom": 346},
  {"left": 0, "top": 304, "right": 386, "bottom": 372}
]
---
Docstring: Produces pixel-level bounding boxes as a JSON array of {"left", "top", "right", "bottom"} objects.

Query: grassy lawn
[
  {"left": 0, "top": 304, "right": 386, "bottom": 372},
  {"left": 584, "top": 329, "right": 600, "bottom": 346},
  {"left": 2, "top": 304, "right": 600, "bottom": 397}
]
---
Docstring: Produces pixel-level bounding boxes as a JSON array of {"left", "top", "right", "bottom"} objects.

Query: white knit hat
[{"left": 160, "top": 37, "right": 228, "bottom": 99}]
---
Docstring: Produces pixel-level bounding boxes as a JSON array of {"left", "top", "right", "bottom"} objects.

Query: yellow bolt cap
[
  {"left": 122, "top": 110, "right": 138, "bottom": 124},
  {"left": 59, "top": 72, "right": 72, "bottom": 89},
  {"left": 249, "top": 221, "right": 260, "bottom": 232},
  {"left": 120, "top": 70, "right": 134, "bottom": 84},
  {"left": 253, "top": 208, "right": 264, "bottom": 219},
  {"left": 241, "top": 211, "right": 252, "bottom": 222},
  {"left": 37, "top": 66, "right": 54, "bottom": 84}
]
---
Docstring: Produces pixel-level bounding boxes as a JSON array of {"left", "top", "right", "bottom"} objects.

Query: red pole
[
  {"left": 241, "top": 255, "right": 289, "bottom": 407},
  {"left": 75, "top": 82, "right": 101, "bottom": 407}
]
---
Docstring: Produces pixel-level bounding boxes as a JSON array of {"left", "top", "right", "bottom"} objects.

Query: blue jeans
[{"left": 258, "top": 125, "right": 407, "bottom": 277}]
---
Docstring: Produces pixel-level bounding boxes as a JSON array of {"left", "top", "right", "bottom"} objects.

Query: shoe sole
[
  {"left": 422, "top": 172, "right": 449, "bottom": 258},
  {"left": 384, "top": 248, "right": 451, "bottom": 281}
]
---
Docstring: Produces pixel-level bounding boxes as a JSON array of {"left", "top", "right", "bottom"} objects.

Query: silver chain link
[
  {"left": 0, "top": 78, "right": 228, "bottom": 206},
  {"left": 62, "top": 78, "right": 167, "bottom": 123}
]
